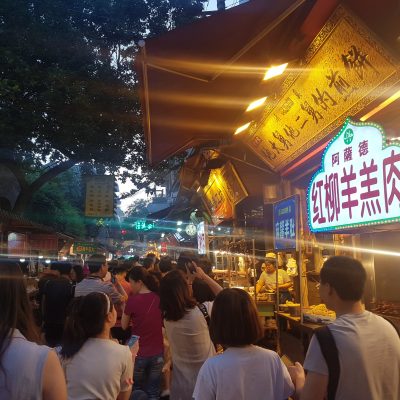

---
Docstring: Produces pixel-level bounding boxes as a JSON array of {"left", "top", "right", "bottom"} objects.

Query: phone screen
[{"left": 127, "top": 335, "right": 140, "bottom": 348}]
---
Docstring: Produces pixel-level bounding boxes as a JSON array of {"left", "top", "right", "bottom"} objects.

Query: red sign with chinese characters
[{"left": 308, "top": 119, "right": 400, "bottom": 231}]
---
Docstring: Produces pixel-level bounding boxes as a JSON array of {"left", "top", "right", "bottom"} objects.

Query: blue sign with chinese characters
[{"left": 273, "top": 196, "right": 298, "bottom": 250}]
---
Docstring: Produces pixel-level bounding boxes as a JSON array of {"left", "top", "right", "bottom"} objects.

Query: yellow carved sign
[
  {"left": 245, "top": 6, "right": 400, "bottom": 171},
  {"left": 203, "top": 161, "right": 247, "bottom": 225}
]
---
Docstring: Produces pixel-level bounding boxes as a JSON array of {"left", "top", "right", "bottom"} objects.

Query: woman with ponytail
[
  {"left": 121, "top": 266, "right": 164, "bottom": 400},
  {"left": 61, "top": 292, "right": 135, "bottom": 400}
]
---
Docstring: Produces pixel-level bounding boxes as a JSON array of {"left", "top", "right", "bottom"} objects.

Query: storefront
[{"left": 136, "top": 0, "right": 400, "bottom": 347}]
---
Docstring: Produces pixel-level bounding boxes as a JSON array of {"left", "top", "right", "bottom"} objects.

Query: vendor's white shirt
[
  {"left": 164, "top": 302, "right": 216, "bottom": 400},
  {"left": 62, "top": 338, "right": 133, "bottom": 400},
  {"left": 193, "top": 345, "right": 294, "bottom": 400},
  {"left": 304, "top": 311, "right": 400, "bottom": 400}
]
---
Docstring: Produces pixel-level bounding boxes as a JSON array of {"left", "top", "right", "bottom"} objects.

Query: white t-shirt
[
  {"left": 164, "top": 302, "right": 216, "bottom": 400},
  {"left": 0, "top": 330, "right": 51, "bottom": 400},
  {"left": 258, "top": 269, "right": 291, "bottom": 290},
  {"left": 304, "top": 311, "right": 400, "bottom": 400},
  {"left": 193, "top": 345, "right": 294, "bottom": 400},
  {"left": 62, "top": 338, "right": 133, "bottom": 400}
]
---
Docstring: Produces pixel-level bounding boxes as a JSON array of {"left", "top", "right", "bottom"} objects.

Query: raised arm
[
  {"left": 42, "top": 351, "right": 67, "bottom": 400},
  {"left": 191, "top": 264, "right": 222, "bottom": 296}
]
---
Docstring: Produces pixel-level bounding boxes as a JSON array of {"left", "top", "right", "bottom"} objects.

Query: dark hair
[
  {"left": 159, "top": 257, "right": 173, "bottom": 274},
  {"left": 142, "top": 257, "right": 154, "bottom": 270},
  {"left": 122, "top": 260, "right": 134, "bottom": 270},
  {"left": 146, "top": 253, "right": 156, "bottom": 261},
  {"left": 0, "top": 261, "right": 40, "bottom": 376},
  {"left": 197, "top": 256, "right": 213, "bottom": 276},
  {"left": 87, "top": 254, "right": 106, "bottom": 274},
  {"left": 71, "top": 264, "right": 84, "bottom": 283},
  {"left": 128, "top": 266, "right": 159, "bottom": 293},
  {"left": 50, "top": 261, "right": 59, "bottom": 271},
  {"left": 53, "top": 261, "right": 72, "bottom": 276},
  {"left": 107, "top": 260, "right": 118, "bottom": 273},
  {"left": 320, "top": 256, "right": 366, "bottom": 301},
  {"left": 192, "top": 278, "right": 216, "bottom": 303},
  {"left": 160, "top": 270, "right": 196, "bottom": 321},
  {"left": 210, "top": 289, "right": 262, "bottom": 347},
  {"left": 61, "top": 292, "right": 112, "bottom": 358},
  {"left": 130, "top": 255, "right": 140, "bottom": 262},
  {"left": 113, "top": 266, "right": 128, "bottom": 275},
  {"left": 176, "top": 254, "right": 196, "bottom": 274}
]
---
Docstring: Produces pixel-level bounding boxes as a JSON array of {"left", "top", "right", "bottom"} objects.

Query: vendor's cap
[{"left": 265, "top": 252, "right": 277, "bottom": 261}]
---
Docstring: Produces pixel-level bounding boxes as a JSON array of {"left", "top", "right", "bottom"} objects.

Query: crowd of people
[{"left": 0, "top": 252, "right": 399, "bottom": 400}]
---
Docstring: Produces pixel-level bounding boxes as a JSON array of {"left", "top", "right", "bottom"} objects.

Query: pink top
[{"left": 124, "top": 292, "right": 163, "bottom": 357}]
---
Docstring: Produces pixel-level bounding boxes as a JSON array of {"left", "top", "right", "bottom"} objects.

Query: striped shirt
[{"left": 74, "top": 276, "right": 124, "bottom": 304}]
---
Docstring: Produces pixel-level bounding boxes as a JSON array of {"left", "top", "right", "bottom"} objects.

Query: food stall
[
  {"left": 305, "top": 119, "right": 400, "bottom": 330},
  {"left": 135, "top": 0, "right": 400, "bottom": 354},
  {"left": 275, "top": 118, "right": 400, "bottom": 359}
]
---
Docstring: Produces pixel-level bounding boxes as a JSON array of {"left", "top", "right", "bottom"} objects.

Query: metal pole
[
  {"left": 252, "top": 239, "right": 257, "bottom": 303},
  {"left": 275, "top": 253, "right": 281, "bottom": 354}
]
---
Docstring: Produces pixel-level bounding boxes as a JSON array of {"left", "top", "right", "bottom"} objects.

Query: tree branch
[
  {"left": 0, "top": 159, "right": 30, "bottom": 191},
  {"left": 29, "top": 159, "right": 77, "bottom": 193}
]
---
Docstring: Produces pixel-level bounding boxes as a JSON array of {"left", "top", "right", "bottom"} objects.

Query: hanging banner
[
  {"left": 203, "top": 161, "right": 247, "bottom": 225},
  {"left": 85, "top": 175, "right": 115, "bottom": 218},
  {"left": 197, "top": 221, "right": 209, "bottom": 255},
  {"left": 308, "top": 119, "right": 400, "bottom": 232},
  {"left": 273, "top": 195, "right": 299, "bottom": 250},
  {"left": 244, "top": 6, "right": 400, "bottom": 171}
]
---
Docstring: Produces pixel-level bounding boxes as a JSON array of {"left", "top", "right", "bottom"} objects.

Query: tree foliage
[
  {"left": 125, "top": 198, "right": 150, "bottom": 218},
  {"left": 0, "top": 0, "right": 206, "bottom": 212},
  {"left": 25, "top": 167, "right": 87, "bottom": 237}
]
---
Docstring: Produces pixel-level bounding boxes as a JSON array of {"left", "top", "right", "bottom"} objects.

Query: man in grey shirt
[
  {"left": 75, "top": 254, "right": 127, "bottom": 306},
  {"left": 289, "top": 256, "right": 400, "bottom": 400}
]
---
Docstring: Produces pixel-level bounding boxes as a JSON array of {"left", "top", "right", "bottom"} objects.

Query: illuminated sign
[
  {"left": 73, "top": 241, "right": 98, "bottom": 255},
  {"left": 244, "top": 6, "right": 400, "bottom": 171},
  {"left": 307, "top": 119, "right": 400, "bottom": 232},
  {"left": 85, "top": 175, "right": 115, "bottom": 217},
  {"left": 203, "top": 161, "right": 248, "bottom": 225},
  {"left": 133, "top": 219, "right": 155, "bottom": 231},
  {"left": 197, "top": 221, "right": 208, "bottom": 255},
  {"left": 273, "top": 196, "right": 298, "bottom": 250}
]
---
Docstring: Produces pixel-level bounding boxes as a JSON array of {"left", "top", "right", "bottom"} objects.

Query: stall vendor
[{"left": 256, "top": 252, "right": 292, "bottom": 303}]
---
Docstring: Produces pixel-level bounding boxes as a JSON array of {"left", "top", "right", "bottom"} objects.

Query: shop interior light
[
  {"left": 45, "top": 259, "right": 51, "bottom": 264},
  {"left": 246, "top": 96, "right": 267, "bottom": 112},
  {"left": 263, "top": 62, "right": 288, "bottom": 81},
  {"left": 234, "top": 122, "right": 251, "bottom": 135},
  {"left": 177, "top": 228, "right": 182, "bottom": 232},
  {"left": 177, "top": 220, "right": 183, "bottom": 226},
  {"left": 19, "top": 258, "right": 25, "bottom": 262},
  {"left": 360, "top": 89, "right": 400, "bottom": 121},
  {"left": 161, "top": 233, "right": 165, "bottom": 238}
]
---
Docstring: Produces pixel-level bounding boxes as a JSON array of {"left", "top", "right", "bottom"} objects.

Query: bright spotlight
[{"left": 263, "top": 62, "right": 288, "bottom": 81}]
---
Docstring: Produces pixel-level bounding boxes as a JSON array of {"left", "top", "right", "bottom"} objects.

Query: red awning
[
  {"left": 136, "top": 0, "right": 400, "bottom": 166},
  {"left": 136, "top": 0, "right": 316, "bottom": 166}
]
